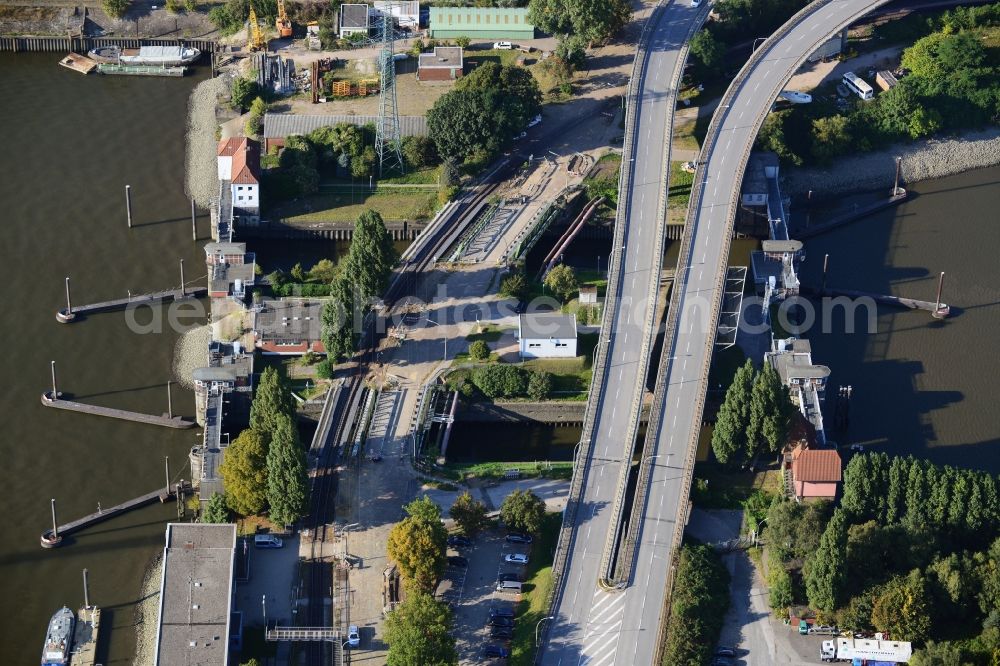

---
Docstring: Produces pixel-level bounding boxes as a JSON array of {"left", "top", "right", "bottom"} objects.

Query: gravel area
[
  {"left": 185, "top": 76, "right": 229, "bottom": 209},
  {"left": 783, "top": 127, "right": 1000, "bottom": 198},
  {"left": 132, "top": 553, "right": 163, "bottom": 666},
  {"left": 172, "top": 323, "right": 211, "bottom": 390}
]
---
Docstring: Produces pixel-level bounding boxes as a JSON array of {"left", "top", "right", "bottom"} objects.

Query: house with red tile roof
[
  {"left": 216, "top": 137, "right": 260, "bottom": 227},
  {"left": 786, "top": 444, "right": 842, "bottom": 501}
]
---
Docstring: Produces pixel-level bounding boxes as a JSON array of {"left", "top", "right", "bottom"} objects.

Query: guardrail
[
  {"left": 604, "top": 1, "right": 715, "bottom": 588},
  {"left": 647, "top": 0, "right": 893, "bottom": 657},
  {"left": 535, "top": 2, "right": 665, "bottom": 658}
]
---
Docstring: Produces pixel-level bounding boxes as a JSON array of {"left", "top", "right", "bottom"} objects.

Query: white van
[
  {"left": 254, "top": 534, "right": 283, "bottom": 548},
  {"left": 496, "top": 580, "right": 522, "bottom": 593},
  {"left": 493, "top": 41, "right": 514, "bottom": 50}
]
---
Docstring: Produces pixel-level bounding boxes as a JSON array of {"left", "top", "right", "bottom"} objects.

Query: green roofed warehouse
[{"left": 428, "top": 7, "right": 535, "bottom": 41}]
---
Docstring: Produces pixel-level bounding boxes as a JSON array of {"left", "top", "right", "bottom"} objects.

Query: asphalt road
[
  {"left": 622, "top": 0, "right": 896, "bottom": 664},
  {"left": 538, "top": 2, "right": 704, "bottom": 663}
]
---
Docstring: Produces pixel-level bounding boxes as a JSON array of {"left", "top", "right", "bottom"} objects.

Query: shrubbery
[
  {"left": 472, "top": 364, "right": 526, "bottom": 399},
  {"left": 661, "top": 544, "right": 731, "bottom": 664}
]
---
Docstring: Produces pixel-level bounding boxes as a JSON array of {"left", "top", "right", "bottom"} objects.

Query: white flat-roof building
[
  {"left": 518, "top": 313, "right": 577, "bottom": 359},
  {"left": 373, "top": 1, "right": 419, "bottom": 29},
  {"left": 339, "top": 3, "right": 371, "bottom": 38}
]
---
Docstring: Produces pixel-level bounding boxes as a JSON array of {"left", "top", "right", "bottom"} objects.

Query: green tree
[
  {"left": 244, "top": 96, "right": 267, "bottom": 137},
  {"left": 500, "top": 489, "right": 546, "bottom": 534},
  {"left": 527, "top": 371, "right": 553, "bottom": 401},
  {"left": 747, "top": 361, "right": 793, "bottom": 456},
  {"left": 661, "top": 544, "right": 731, "bottom": 664},
  {"left": 250, "top": 367, "right": 296, "bottom": 439},
  {"left": 345, "top": 209, "right": 397, "bottom": 302},
  {"left": 308, "top": 258, "right": 337, "bottom": 283},
  {"left": 102, "top": 0, "right": 130, "bottom": 18},
  {"left": 907, "top": 105, "right": 943, "bottom": 139},
  {"left": 555, "top": 35, "right": 587, "bottom": 71},
  {"left": 219, "top": 428, "right": 269, "bottom": 516},
  {"left": 201, "top": 493, "right": 231, "bottom": 523},
  {"left": 499, "top": 272, "right": 528, "bottom": 300},
  {"left": 388, "top": 502, "right": 448, "bottom": 593},
  {"left": 711, "top": 359, "right": 755, "bottom": 465},
  {"left": 384, "top": 593, "right": 457, "bottom": 666},
  {"left": 529, "top": 0, "right": 631, "bottom": 44},
  {"left": 755, "top": 110, "right": 802, "bottom": 166},
  {"left": 454, "top": 36, "right": 471, "bottom": 48},
  {"left": 351, "top": 145, "right": 376, "bottom": 178},
  {"left": 468, "top": 339, "right": 490, "bottom": 361},
  {"left": 449, "top": 492, "right": 489, "bottom": 536},
  {"left": 405, "top": 496, "right": 444, "bottom": 524},
  {"left": 472, "top": 364, "right": 526, "bottom": 399},
  {"left": 401, "top": 135, "right": 438, "bottom": 169},
  {"left": 810, "top": 114, "right": 852, "bottom": 163},
  {"left": 870, "top": 569, "right": 932, "bottom": 644},
  {"left": 184, "top": 0, "right": 196, "bottom": 11},
  {"left": 805, "top": 507, "right": 849, "bottom": 613},
  {"left": 910, "top": 641, "right": 967, "bottom": 666},
  {"left": 321, "top": 277, "right": 359, "bottom": 363},
  {"left": 439, "top": 157, "right": 460, "bottom": 187},
  {"left": 230, "top": 75, "right": 260, "bottom": 112},
  {"left": 767, "top": 549, "right": 794, "bottom": 611},
  {"left": 543, "top": 264, "right": 579, "bottom": 302},
  {"left": 265, "top": 414, "right": 308, "bottom": 527},
  {"left": 690, "top": 29, "right": 724, "bottom": 77}
]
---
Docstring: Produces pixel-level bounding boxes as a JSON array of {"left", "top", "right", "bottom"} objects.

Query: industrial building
[
  {"left": 428, "top": 7, "right": 534, "bottom": 40},
  {"left": 373, "top": 0, "right": 420, "bottom": 29},
  {"left": 153, "top": 523, "right": 238, "bottom": 666},
  {"left": 339, "top": 3, "right": 371, "bottom": 38},
  {"left": 418, "top": 46, "right": 464, "bottom": 81}
]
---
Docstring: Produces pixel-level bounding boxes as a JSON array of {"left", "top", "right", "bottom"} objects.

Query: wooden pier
[
  {"left": 58, "top": 53, "right": 98, "bottom": 74},
  {"left": 41, "top": 391, "right": 195, "bottom": 428},
  {"left": 41, "top": 484, "right": 184, "bottom": 548}
]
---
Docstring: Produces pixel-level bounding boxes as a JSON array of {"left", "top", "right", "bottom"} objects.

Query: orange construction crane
[
  {"left": 276, "top": 0, "right": 292, "bottom": 38},
  {"left": 248, "top": 5, "right": 265, "bottom": 51}
]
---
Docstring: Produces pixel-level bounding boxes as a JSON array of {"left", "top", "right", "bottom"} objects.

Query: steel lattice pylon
[{"left": 374, "top": 11, "right": 405, "bottom": 175}]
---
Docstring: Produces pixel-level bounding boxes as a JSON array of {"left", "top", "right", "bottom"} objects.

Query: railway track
[{"left": 300, "top": 159, "right": 516, "bottom": 665}]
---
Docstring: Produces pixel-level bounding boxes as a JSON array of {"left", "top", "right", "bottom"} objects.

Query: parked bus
[{"left": 842, "top": 71, "right": 874, "bottom": 100}]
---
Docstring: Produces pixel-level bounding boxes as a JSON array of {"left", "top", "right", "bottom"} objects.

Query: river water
[{"left": 0, "top": 53, "right": 210, "bottom": 663}]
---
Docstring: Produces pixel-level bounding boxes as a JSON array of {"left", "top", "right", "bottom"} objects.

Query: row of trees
[
  {"left": 213, "top": 366, "right": 309, "bottom": 526},
  {"left": 661, "top": 543, "right": 731, "bottom": 664},
  {"left": 528, "top": 0, "right": 631, "bottom": 46},
  {"left": 467, "top": 363, "right": 554, "bottom": 401},
  {"left": 320, "top": 209, "right": 398, "bottom": 362},
  {"left": 765, "top": 452, "right": 1000, "bottom": 660},
  {"left": 427, "top": 63, "right": 542, "bottom": 161},
  {"left": 711, "top": 359, "right": 796, "bottom": 466}
]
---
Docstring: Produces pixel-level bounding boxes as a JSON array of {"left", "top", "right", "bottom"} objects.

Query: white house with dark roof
[
  {"left": 340, "top": 3, "right": 371, "bottom": 38},
  {"left": 518, "top": 313, "right": 577, "bottom": 359}
]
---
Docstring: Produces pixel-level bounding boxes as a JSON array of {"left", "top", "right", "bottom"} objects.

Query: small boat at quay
[{"left": 87, "top": 44, "right": 200, "bottom": 66}]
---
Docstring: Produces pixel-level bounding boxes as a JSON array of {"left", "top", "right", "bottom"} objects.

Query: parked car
[
  {"left": 505, "top": 533, "right": 533, "bottom": 544},
  {"left": 493, "top": 41, "right": 514, "bottom": 50},
  {"left": 447, "top": 555, "right": 469, "bottom": 568},
  {"left": 447, "top": 535, "right": 472, "bottom": 548},
  {"left": 479, "top": 644, "right": 510, "bottom": 660},
  {"left": 487, "top": 616, "right": 515, "bottom": 628},
  {"left": 715, "top": 646, "right": 737, "bottom": 658},
  {"left": 347, "top": 625, "right": 360, "bottom": 647},
  {"left": 490, "top": 607, "right": 516, "bottom": 619},
  {"left": 528, "top": 114, "right": 542, "bottom": 128},
  {"left": 504, "top": 553, "right": 529, "bottom": 565},
  {"left": 254, "top": 534, "right": 283, "bottom": 548},
  {"left": 497, "top": 572, "right": 523, "bottom": 583},
  {"left": 810, "top": 624, "right": 839, "bottom": 636},
  {"left": 490, "top": 626, "right": 515, "bottom": 640}
]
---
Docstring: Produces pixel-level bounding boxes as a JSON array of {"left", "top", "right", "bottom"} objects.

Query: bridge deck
[
  {"left": 41, "top": 484, "right": 180, "bottom": 547},
  {"left": 41, "top": 392, "right": 195, "bottom": 429}
]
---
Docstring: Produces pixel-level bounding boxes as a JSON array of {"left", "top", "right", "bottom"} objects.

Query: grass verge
[
  {"left": 509, "top": 512, "right": 563, "bottom": 665},
  {"left": 443, "top": 460, "right": 573, "bottom": 481},
  {"left": 269, "top": 189, "right": 438, "bottom": 223}
]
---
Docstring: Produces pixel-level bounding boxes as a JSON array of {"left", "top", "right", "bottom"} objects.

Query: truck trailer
[{"left": 821, "top": 637, "right": 912, "bottom": 663}]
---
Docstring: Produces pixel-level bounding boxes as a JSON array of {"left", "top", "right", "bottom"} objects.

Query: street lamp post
[
  {"left": 752, "top": 37, "right": 768, "bottom": 53},
  {"left": 426, "top": 319, "right": 447, "bottom": 360},
  {"left": 535, "top": 616, "right": 555, "bottom": 647}
]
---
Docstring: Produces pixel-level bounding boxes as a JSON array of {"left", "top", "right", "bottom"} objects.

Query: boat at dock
[
  {"left": 87, "top": 44, "right": 200, "bottom": 66},
  {"left": 40, "top": 607, "right": 74, "bottom": 666}
]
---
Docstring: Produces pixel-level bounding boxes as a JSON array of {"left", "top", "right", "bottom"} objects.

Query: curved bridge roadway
[
  {"left": 538, "top": 2, "right": 707, "bottom": 664},
  {"left": 620, "top": 0, "right": 894, "bottom": 664}
]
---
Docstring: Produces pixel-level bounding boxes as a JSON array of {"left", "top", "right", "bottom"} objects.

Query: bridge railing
[
  {"left": 606, "top": 1, "right": 715, "bottom": 588},
  {"left": 647, "top": 0, "right": 889, "bottom": 657},
  {"left": 535, "top": 2, "right": 664, "bottom": 657}
]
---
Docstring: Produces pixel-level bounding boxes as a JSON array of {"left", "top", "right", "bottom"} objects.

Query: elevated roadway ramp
[
  {"left": 620, "top": 0, "right": 896, "bottom": 663},
  {"left": 537, "top": 1, "right": 711, "bottom": 663}
]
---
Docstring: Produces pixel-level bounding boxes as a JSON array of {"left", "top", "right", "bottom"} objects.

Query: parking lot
[
  {"left": 233, "top": 533, "right": 301, "bottom": 627},
  {"left": 435, "top": 529, "right": 533, "bottom": 663}
]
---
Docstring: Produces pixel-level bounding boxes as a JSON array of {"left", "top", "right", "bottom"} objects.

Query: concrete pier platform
[
  {"left": 41, "top": 391, "right": 195, "bottom": 428},
  {"left": 72, "top": 606, "right": 101, "bottom": 666},
  {"left": 57, "top": 287, "right": 207, "bottom": 322},
  {"left": 58, "top": 52, "right": 98, "bottom": 74}
]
